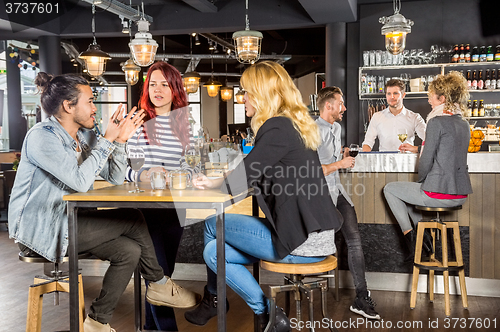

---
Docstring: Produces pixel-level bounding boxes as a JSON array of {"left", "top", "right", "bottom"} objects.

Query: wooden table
[{"left": 63, "top": 182, "right": 249, "bottom": 332}]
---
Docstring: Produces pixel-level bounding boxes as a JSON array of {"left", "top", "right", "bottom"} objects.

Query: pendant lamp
[
  {"left": 232, "top": 0, "right": 262, "bottom": 64},
  {"left": 379, "top": 0, "right": 413, "bottom": 55}
]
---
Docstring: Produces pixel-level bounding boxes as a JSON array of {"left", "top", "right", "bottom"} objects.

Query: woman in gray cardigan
[{"left": 383, "top": 71, "right": 473, "bottom": 261}]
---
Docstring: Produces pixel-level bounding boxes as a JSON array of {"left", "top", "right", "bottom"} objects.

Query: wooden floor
[{"left": 1, "top": 223, "right": 499, "bottom": 332}]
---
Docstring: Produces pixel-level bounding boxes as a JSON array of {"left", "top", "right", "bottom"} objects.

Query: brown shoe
[
  {"left": 146, "top": 277, "right": 201, "bottom": 308},
  {"left": 83, "top": 316, "right": 116, "bottom": 332}
]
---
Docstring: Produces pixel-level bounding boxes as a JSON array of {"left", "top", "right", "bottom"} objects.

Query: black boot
[
  {"left": 257, "top": 305, "right": 291, "bottom": 332},
  {"left": 403, "top": 230, "right": 416, "bottom": 262},
  {"left": 422, "top": 229, "right": 434, "bottom": 255},
  {"left": 184, "top": 286, "right": 229, "bottom": 326}
]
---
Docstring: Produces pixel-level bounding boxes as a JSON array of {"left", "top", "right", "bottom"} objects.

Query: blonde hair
[
  {"left": 428, "top": 71, "right": 470, "bottom": 115},
  {"left": 240, "top": 61, "right": 320, "bottom": 150}
]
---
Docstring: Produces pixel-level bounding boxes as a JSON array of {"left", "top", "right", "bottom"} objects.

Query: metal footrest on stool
[
  {"left": 260, "top": 255, "right": 339, "bottom": 332},
  {"left": 410, "top": 206, "right": 468, "bottom": 317}
]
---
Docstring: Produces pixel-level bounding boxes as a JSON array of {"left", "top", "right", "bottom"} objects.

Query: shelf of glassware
[{"left": 358, "top": 62, "right": 500, "bottom": 100}]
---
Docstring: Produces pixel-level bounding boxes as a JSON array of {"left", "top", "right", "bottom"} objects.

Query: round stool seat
[
  {"left": 415, "top": 205, "right": 462, "bottom": 212},
  {"left": 260, "top": 255, "right": 337, "bottom": 275},
  {"left": 19, "top": 250, "right": 92, "bottom": 263}
]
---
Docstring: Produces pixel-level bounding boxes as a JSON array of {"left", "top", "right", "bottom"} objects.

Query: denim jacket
[{"left": 8, "top": 116, "right": 127, "bottom": 262}]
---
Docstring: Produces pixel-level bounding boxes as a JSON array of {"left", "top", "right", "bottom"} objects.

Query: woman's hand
[
  {"left": 192, "top": 174, "right": 216, "bottom": 189},
  {"left": 139, "top": 167, "right": 169, "bottom": 182}
]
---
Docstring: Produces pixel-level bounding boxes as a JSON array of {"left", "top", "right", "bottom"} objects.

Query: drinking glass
[
  {"left": 184, "top": 143, "right": 201, "bottom": 187},
  {"left": 363, "top": 51, "right": 370, "bottom": 67},
  {"left": 349, "top": 144, "right": 360, "bottom": 158},
  {"left": 127, "top": 146, "right": 145, "bottom": 193},
  {"left": 397, "top": 129, "right": 408, "bottom": 152}
]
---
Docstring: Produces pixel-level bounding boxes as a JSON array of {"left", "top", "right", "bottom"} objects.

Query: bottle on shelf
[
  {"left": 478, "top": 100, "right": 485, "bottom": 117},
  {"left": 471, "top": 46, "right": 479, "bottom": 62},
  {"left": 465, "top": 44, "right": 471, "bottom": 62},
  {"left": 472, "top": 100, "right": 478, "bottom": 117},
  {"left": 471, "top": 70, "right": 478, "bottom": 90},
  {"left": 487, "top": 45, "right": 494, "bottom": 62},
  {"left": 485, "top": 69, "right": 491, "bottom": 90},
  {"left": 452, "top": 44, "right": 459, "bottom": 63},
  {"left": 495, "top": 45, "right": 500, "bottom": 61},
  {"left": 466, "top": 70, "right": 472, "bottom": 89},
  {"left": 466, "top": 100, "right": 472, "bottom": 117},
  {"left": 477, "top": 70, "right": 484, "bottom": 90},
  {"left": 459, "top": 44, "right": 465, "bottom": 63},
  {"left": 479, "top": 46, "right": 487, "bottom": 62},
  {"left": 491, "top": 69, "right": 497, "bottom": 89},
  {"left": 497, "top": 69, "right": 500, "bottom": 89}
]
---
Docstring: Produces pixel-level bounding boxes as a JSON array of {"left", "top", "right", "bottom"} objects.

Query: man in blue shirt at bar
[{"left": 316, "top": 86, "right": 380, "bottom": 320}]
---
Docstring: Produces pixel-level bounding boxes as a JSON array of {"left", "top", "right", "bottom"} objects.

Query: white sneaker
[{"left": 83, "top": 315, "right": 116, "bottom": 332}]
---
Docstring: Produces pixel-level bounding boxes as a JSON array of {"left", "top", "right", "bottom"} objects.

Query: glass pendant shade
[
  {"left": 183, "top": 71, "right": 201, "bottom": 94},
  {"left": 232, "top": 30, "right": 263, "bottom": 64},
  {"left": 79, "top": 43, "right": 111, "bottom": 77},
  {"left": 129, "top": 19, "right": 158, "bottom": 66},
  {"left": 235, "top": 89, "right": 245, "bottom": 104},
  {"left": 380, "top": 12, "right": 413, "bottom": 55},
  {"left": 204, "top": 77, "right": 222, "bottom": 98},
  {"left": 220, "top": 86, "right": 233, "bottom": 102},
  {"left": 121, "top": 58, "right": 141, "bottom": 85}
]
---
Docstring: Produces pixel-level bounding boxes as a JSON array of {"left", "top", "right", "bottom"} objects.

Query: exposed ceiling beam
[
  {"left": 181, "top": 0, "right": 218, "bottom": 13},
  {"left": 80, "top": 0, "right": 153, "bottom": 23},
  {"left": 297, "top": 0, "right": 357, "bottom": 24}
]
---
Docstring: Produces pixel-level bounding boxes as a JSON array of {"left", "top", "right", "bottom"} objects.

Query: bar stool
[
  {"left": 19, "top": 248, "right": 89, "bottom": 332},
  {"left": 411, "top": 205, "right": 467, "bottom": 316},
  {"left": 259, "top": 255, "right": 339, "bottom": 332}
]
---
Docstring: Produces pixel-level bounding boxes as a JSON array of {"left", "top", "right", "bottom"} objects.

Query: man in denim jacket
[{"left": 8, "top": 73, "right": 200, "bottom": 332}]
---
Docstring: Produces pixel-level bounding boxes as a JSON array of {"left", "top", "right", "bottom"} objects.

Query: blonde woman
[
  {"left": 184, "top": 61, "right": 342, "bottom": 331},
  {"left": 384, "top": 71, "right": 472, "bottom": 261}
]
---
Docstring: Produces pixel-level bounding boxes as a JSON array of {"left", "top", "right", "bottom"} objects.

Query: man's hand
[{"left": 103, "top": 105, "right": 146, "bottom": 143}]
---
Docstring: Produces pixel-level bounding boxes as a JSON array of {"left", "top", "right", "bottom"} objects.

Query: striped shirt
[{"left": 125, "top": 114, "right": 197, "bottom": 182}]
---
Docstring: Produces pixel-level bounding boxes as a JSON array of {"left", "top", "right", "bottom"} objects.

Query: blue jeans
[
  {"left": 203, "top": 214, "right": 325, "bottom": 314},
  {"left": 383, "top": 182, "right": 467, "bottom": 232}
]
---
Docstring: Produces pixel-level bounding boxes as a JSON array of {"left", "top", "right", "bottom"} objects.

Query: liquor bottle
[
  {"left": 471, "top": 70, "right": 478, "bottom": 90},
  {"left": 459, "top": 44, "right": 465, "bottom": 63},
  {"left": 466, "top": 70, "right": 472, "bottom": 89},
  {"left": 472, "top": 100, "right": 478, "bottom": 117},
  {"left": 479, "top": 46, "right": 487, "bottom": 62},
  {"left": 466, "top": 100, "right": 472, "bottom": 117},
  {"left": 497, "top": 69, "right": 500, "bottom": 89},
  {"left": 486, "top": 45, "right": 494, "bottom": 61},
  {"left": 491, "top": 69, "right": 497, "bottom": 89},
  {"left": 465, "top": 44, "right": 471, "bottom": 62},
  {"left": 478, "top": 100, "right": 485, "bottom": 117},
  {"left": 452, "top": 44, "right": 459, "bottom": 63},
  {"left": 495, "top": 45, "right": 500, "bottom": 61},
  {"left": 485, "top": 69, "right": 491, "bottom": 89},
  {"left": 471, "top": 46, "right": 479, "bottom": 62}
]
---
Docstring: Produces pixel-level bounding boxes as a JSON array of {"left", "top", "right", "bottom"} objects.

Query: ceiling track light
[
  {"left": 120, "top": 15, "right": 130, "bottom": 34},
  {"left": 379, "top": 0, "right": 413, "bottom": 55}
]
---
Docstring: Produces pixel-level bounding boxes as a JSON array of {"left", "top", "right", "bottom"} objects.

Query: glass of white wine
[
  {"left": 127, "top": 146, "right": 145, "bottom": 193},
  {"left": 397, "top": 128, "right": 408, "bottom": 153},
  {"left": 184, "top": 143, "right": 201, "bottom": 187}
]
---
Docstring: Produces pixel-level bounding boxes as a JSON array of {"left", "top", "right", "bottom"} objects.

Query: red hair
[{"left": 139, "top": 62, "right": 190, "bottom": 150}]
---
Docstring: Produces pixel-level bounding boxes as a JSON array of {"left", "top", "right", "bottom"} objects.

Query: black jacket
[{"left": 222, "top": 116, "right": 342, "bottom": 258}]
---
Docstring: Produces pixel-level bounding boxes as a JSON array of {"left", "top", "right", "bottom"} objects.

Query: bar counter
[{"left": 340, "top": 151, "right": 500, "bottom": 280}]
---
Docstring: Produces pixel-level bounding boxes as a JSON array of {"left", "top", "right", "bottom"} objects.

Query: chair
[
  {"left": 259, "top": 255, "right": 339, "bottom": 332},
  {"left": 19, "top": 248, "right": 90, "bottom": 332},
  {"left": 411, "top": 205, "right": 467, "bottom": 316}
]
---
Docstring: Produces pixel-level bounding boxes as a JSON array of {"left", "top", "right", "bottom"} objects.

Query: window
[
  {"left": 233, "top": 86, "right": 246, "bottom": 124},
  {"left": 187, "top": 88, "right": 201, "bottom": 136}
]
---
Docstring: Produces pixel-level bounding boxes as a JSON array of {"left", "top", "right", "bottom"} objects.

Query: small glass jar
[{"left": 169, "top": 169, "right": 189, "bottom": 190}]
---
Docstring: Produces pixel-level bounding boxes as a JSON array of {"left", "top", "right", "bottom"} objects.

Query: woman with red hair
[{"left": 126, "top": 61, "right": 200, "bottom": 331}]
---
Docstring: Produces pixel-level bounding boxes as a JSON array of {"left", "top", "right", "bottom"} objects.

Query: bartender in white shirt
[{"left": 362, "top": 79, "right": 426, "bottom": 152}]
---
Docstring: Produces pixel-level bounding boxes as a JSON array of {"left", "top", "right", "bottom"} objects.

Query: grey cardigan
[{"left": 418, "top": 115, "right": 472, "bottom": 195}]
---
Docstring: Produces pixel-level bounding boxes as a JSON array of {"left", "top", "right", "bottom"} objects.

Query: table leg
[
  {"left": 215, "top": 203, "right": 226, "bottom": 332},
  {"left": 134, "top": 265, "right": 142, "bottom": 331},
  {"left": 68, "top": 202, "right": 80, "bottom": 332}
]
